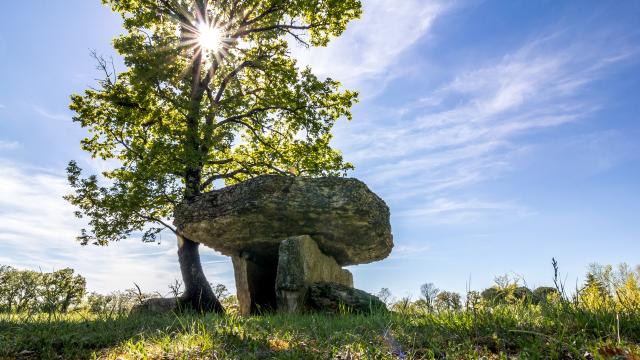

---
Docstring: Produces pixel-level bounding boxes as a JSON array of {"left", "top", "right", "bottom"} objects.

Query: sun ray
[{"left": 197, "top": 22, "right": 223, "bottom": 53}]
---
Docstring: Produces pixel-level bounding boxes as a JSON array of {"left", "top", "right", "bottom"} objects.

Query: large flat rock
[{"left": 174, "top": 175, "right": 393, "bottom": 265}]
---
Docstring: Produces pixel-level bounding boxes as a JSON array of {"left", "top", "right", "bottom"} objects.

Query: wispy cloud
[
  {"left": 0, "top": 141, "right": 19, "bottom": 150},
  {"left": 396, "top": 198, "right": 532, "bottom": 225},
  {"left": 33, "top": 105, "right": 72, "bottom": 122},
  {"left": 0, "top": 160, "right": 234, "bottom": 294},
  {"left": 291, "top": 0, "right": 453, "bottom": 94},
  {"left": 388, "top": 244, "right": 431, "bottom": 260},
  {"left": 336, "top": 29, "right": 636, "bottom": 224}
]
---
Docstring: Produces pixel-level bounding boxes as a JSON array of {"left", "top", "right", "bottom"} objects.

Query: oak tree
[{"left": 66, "top": 0, "right": 361, "bottom": 312}]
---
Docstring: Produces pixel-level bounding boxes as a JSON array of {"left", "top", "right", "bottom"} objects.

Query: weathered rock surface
[
  {"left": 275, "top": 235, "right": 353, "bottom": 313},
  {"left": 174, "top": 175, "right": 393, "bottom": 266},
  {"left": 306, "top": 282, "right": 387, "bottom": 314},
  {"left": 132, "top": 297, "right": 178, "bottom": 314}
]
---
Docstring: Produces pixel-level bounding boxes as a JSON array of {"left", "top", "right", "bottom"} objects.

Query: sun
[{"left": 197, "top": 23, "right": 223, "bottom": 53}]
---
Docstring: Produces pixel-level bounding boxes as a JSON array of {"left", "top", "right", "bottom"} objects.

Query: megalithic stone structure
[{"left": 174, "top": 175, "right": 393, "bottom": 315}]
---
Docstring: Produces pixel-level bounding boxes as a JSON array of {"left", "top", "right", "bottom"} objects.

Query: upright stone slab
[{"left": 275, "top": 235, "right": 353, "bottom": 313}]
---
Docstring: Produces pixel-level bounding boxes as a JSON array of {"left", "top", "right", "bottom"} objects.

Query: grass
[{"left": 1, "top": 303, "right": 639, "bottom": 359}]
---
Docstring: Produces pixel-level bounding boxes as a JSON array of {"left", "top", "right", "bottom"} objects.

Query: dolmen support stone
[
  {"left": 173, "top": 175, "right": 393, "bottom": 315},
  {"left": 276, "top": 235, "right": 353, "bottom": 313},
  {"left": 307, "top": 282, "right": 387, "bottom": 314}
]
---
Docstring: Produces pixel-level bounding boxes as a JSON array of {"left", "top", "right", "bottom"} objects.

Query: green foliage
[
  {"left": 434, "top": 290, "right": 462, "bottom": 311},
  {"left": 86, "top": 288, "right": 158, "bottom": 315},
  {"left": 579, "top": 262, "right": 640, "bottom": 313},
  {"left": 479, "top": 274, "right": 535, "bottom": 306},
  {"left": 40, "top": 268, "right": 87, "bottom": 314},
  {"left": 464, "top": 290, "right": 482, "bottom": 310},
  {"left": 0, "top": 265, "right": 86, "bottom": 314},
  {"left": 67, "top": 0, "right": 361, "bottom": 245},
  {"left": 532, "top": 286, "right": 560, "bottom": 304}
]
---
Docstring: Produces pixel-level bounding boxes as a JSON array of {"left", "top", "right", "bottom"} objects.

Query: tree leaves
[{"left": 68, "top": 0, "right": 361, "bottom": 245}]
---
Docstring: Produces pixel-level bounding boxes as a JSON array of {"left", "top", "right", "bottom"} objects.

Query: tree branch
[
  {"left": 200, "top": 169, "right": 247, "bottom": 190},
  {"left": 213, "top": 60, "right": 260, "bottom": 104},
  {"left": 233, "top": 22, "right": 326, "bottom": 38}
]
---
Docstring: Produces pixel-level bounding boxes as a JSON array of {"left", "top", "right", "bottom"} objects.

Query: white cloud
[
  {"left": 291, "top": 0, "right": 452, "bottom": 94},
  {"left": 396, "top": 198, "right": 532, "bottom": 224},
  {"left": 33, "top": 105, "right": 72, "bottom": 122},
  {"left": 0, "top": 140, "right": 19, "bottom": 150},
  {"left": 335, "top": 29, "right": 636, "bottom": 223},
  {"left": 0, "top": 160, "right": 234, "bottom": 294},
  {"left": 388, "top": 244, "right": 431, "bottom": 260}
]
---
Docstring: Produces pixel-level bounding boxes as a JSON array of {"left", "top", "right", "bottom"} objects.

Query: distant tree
[
  {"left": 0, "top": 265, "right": 86, "bottom": 314},
  {"left": 512, "top": 286, "right": 533, "bottom": 303},
  {"left": 87, "top": 290, "right": 143, "bottom": 314},
  {"left": 413, "top": 298, "right": 427, "bottom": 310},
  {"left": 40, "top": 268, "right": 87, "bottom": 314},
  {"left": 580, "top": 272, "right": 613, "bottom": 310},
  {"left": 586, "top": 263, "right": 614, "bottom": 295},
  {"left": 12, "top": 270, "right": 41, "bottom": 313},
  {"left": 465, "top": 290, "right": 482, "bottom": 310},
  {"left": 580, "top": 262, "right": 640, "bottom": 312},
  {"left": 481, "top": 285, "right": 532, "bottom": 305},
  {"left": 391, "top": 296, "right": 413, "bottom": 313},
  {"left": 376, "top": 287, "right": 392, "bottom": 306},
  {"left": 212, "top": 283, "right": 230, "bottom": 300},
  {"left": 435, "top": 291, "right": 461, "bottom": 311},
  {"left": 65, "top": 0, "right": 362, "bottom": 312},
  {"left": 481, "top": 287, "right": 502, "bottom": 304},
  {"left": 420, "top": 283, "right": 439, "bottom": 310},
  {"left": 0, "top": 266, "right": 17, "bottom": 312},
  {"left": 532, "top": 286, "right": 559, "bottom": 304}
]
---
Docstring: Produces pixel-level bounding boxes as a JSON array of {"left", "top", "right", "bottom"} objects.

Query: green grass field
[{"left": 1, "top": 302, "right": 639, "bottom": 359}]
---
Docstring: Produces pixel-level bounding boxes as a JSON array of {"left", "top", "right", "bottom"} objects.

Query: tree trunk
[{"left": 177, "top": 234, "right": 224, "bottom": 313}]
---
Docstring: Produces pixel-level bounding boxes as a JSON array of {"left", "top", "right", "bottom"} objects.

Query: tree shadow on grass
[
  {"left": 0, "top": 312, "right": 202, "bottom": 359},
  {"left": 0, "top": 312, "right": 341, "bottom": 360}
]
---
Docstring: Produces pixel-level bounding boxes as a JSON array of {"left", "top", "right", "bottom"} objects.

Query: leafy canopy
[{"left": 66, "top": 0, "right": 361, "bottom": 245}]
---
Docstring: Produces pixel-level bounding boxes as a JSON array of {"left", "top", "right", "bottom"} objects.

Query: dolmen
[{"left": 174, "top": 175, "right": 393, "bottom": 315}]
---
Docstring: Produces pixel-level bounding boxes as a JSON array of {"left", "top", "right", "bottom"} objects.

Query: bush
[
  {"left": 86, "top": 291, "right": 140, "bottom": 315},
  {"left": 532, "top": 286, "right": 559, "bottom": 304},
  {"left": 434, "top": 291, "right": 461, "bottom": 311}
]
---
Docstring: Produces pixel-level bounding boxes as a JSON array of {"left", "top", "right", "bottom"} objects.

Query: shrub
[
  {"left": 532, "top": 286, "right": 560, "bottom": 304},
  {"left": 434, "top": 291, "right": 462, "bottom": 311}
]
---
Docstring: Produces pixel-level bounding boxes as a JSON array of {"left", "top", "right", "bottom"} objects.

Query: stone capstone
[
  {"left": 173, "top": 175, "right": 393, "bottom": 266},
  {"left": 306, "top": 282, "right": 387, "bottom": 314},
  {"left": 275, "top": 235, "right": 353, "bottom": 313}
]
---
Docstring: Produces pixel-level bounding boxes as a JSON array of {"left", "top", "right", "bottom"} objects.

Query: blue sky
[{"left": 0, "top": 1, "right": 639, "bottom": 300}]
